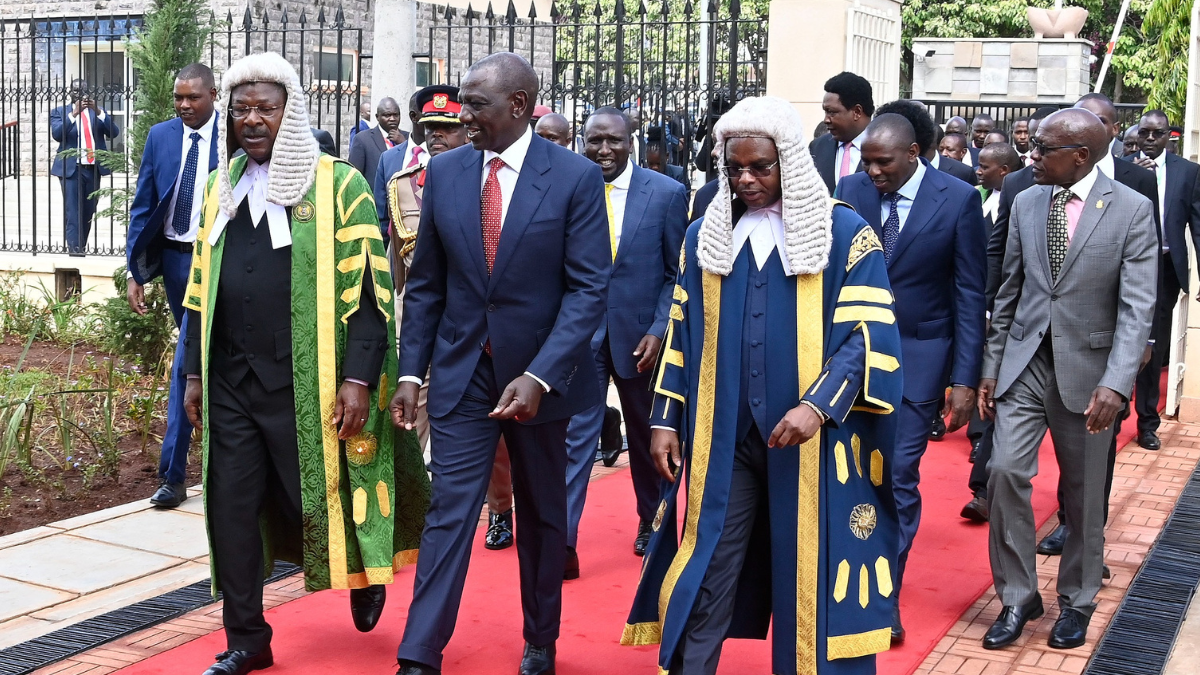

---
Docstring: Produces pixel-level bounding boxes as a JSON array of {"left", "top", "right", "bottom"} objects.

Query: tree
[
  {"left": 1143, "top": 0, "right": 1192, "bottom": 121},
  {"left": 125, "top": 0, "right": 212, "bottom": 159}
]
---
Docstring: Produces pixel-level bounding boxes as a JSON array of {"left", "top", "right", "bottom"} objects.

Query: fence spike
[
  {"left": 549, "top": 1, "right": 559, "bottom": 19},
  {"left": 444, "top": 4, "right": 455, "bottom": 20},
  {"left": 528, "top": 1, "right": 537, "bottom": 19},
  {"left": 261, "top": 8, "right": 270, "bottom": 29},
  {"left": 465, "top": 2, "right": 474, "bottom": 18},
  {"left": 226, "top": 9, "right": 234, "bottom": 25},
  {"left": 706, "top": 0, "right": 716, "bottom": 15},
  {"left": 506, "top": 0, "right": 517, "bottom": 22},
  {"left": 298, "top": 9, "right": 308, "bottom": 25},
  {"left": 209, "top": 9, "right": 216, "bottom": 25},
  {"left": 658, "top": 0, "right": 667, "bottom": 17},
  {"left": 641, "top": 0, "right": 649, "bottom": 17},
  {"left": 280, "top": 6, "right": 289, "bottom": 27},
  {"left": 335, "top": 5, "right": 346, "bottom": 27},
  {"left": 614, "top": 0, "right": 625, "bottom": 19},
  {"left": 592, "top": 0, "right": 602, "bottom": 17},
  {"left": 316, "top": 6, "right": 326, "bottom": 26},
  {"left": 485, "top": 2, "right": 494, "bottom": 19},
  {"left": 571, "top": 1, "right": 581, "bottom": 19},
  {"left": 728, "top": 0, "right": 740, "bottom": 18},
  {"left": 682, "top": 0, "right": 692, "bottom": 15},
  {"left": 242, "top": 6, "right": 253, "bottom": 30}
]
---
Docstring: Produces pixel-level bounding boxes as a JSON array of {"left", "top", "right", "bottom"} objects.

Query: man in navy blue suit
[
  {"left": 52, "top": 78, "right": 120, "bottom": 254},
  {"left": 836, "top": 112, "right": 987, "bottom": 644},
  {"left": 563, "top": 107, "right": 687, "bottom": 574},
  {"left": 389, "top": 52, "right": 609, "bottom": 675},
  {"left": 125, "top": 63, "right": 219, "bottom": 509}
]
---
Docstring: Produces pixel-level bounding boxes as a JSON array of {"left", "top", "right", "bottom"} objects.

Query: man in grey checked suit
[{"left": 977, "top": 109, "right": 1158, "bottom": 651}]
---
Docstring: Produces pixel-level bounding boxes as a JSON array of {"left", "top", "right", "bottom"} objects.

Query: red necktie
[
  {"left": 481, "top": 157, "right": 505, "bottom": 273},
  {"left": 80, "top": 111, "right": 96, "bottom": 164},
  {"left": 481, "top": 157, "right": 506, "bottom": 356},
  {"left": 406, "top": 145, "right": 423, "bottom": 169}
]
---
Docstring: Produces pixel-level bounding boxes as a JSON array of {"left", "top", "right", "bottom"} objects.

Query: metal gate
[{"left": 420, "top": 0, "right": 769, "bottom": 178}]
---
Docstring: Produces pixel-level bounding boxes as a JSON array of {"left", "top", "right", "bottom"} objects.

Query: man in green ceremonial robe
[
  {"left": 181, "top": 52, "right": 429, "bottom": 675},
  {"left": 622, "top": 96, "right": 904, "bottom": 675}
]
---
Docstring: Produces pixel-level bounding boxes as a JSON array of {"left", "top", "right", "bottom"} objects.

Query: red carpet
[{"left": 117, "top": 388, "right": 1157, "bottom": 675}]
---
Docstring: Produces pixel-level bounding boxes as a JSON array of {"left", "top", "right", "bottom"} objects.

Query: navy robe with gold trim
[{"left": 622, "top": 203, "right": 903, "bottom": 675}]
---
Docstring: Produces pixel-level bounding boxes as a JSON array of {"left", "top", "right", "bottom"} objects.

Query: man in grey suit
[{"left": 977, "top": 109, "right": 1157, "bottom": 651}]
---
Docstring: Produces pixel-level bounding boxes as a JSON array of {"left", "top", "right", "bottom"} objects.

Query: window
[{"left": 313, "top": 48, "right": 358, "bottom": 88}]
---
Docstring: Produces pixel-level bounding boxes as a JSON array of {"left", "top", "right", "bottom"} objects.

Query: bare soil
[{"left": 0, "top": 335, "right": 202, "bottom": 537}]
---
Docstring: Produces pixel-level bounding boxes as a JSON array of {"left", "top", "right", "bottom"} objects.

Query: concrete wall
[
  {"left": 911, "top": 38, "right": 1092, "bottom": 103},
  {"left": 766, "top": 0, "right": 902, "bottom": 132}
]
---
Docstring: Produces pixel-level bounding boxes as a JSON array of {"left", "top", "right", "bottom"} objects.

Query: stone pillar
[
  {"left": 766, "top": 0, "right": 902, "bottom": 130},
  {"left": 372, "top": 0, "right": 417, "bottom": 133}
]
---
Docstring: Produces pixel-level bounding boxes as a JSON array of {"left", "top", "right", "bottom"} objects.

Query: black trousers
[
  {"left": 1134, "top": 252, "right": 1180, "bottom": 434},
  {"left": 207, "top": 369, "right": 303, "bottom": 653},
  {"left": 670, "top": 426, "right": 769, "bottom": 675},
  {"left": 398, "top": 353, "right": 570, "bottom": 670}
]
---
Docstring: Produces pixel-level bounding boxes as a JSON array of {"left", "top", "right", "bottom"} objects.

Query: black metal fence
[
  {"left": 421, "top": 0, "right": 769, "bottom": 180},
  {"left": 0, "top": 7, "right": 363, "bottom": 257},
  {"left": 921, "top": 100, "right": 1147, "bottom": 138}
]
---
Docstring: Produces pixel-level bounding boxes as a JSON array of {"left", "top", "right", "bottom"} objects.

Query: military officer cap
[{"left": 416, "top": 84, "right": 462, "bottom": 125}]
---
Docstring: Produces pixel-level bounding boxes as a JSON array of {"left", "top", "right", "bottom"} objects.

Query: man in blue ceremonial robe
[{"left": 621, "top": 96, "right": 904, "bottom": 675}]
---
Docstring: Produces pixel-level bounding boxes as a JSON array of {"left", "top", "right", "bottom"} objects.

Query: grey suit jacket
[{"left": 982, "top": 171, "right": 1158, "bottom": 413}]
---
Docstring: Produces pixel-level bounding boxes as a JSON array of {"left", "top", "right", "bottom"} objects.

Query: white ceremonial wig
[
  {"left": 216, "top": 52, "right": 320, "bottom": 219},
  {"left": 696, "top": 96, "right": 833, "bottom": 277}
]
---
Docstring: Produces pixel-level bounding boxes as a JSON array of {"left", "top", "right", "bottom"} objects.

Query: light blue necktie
[{"left": 172, "top": 131, "right": 202, "bottom": 235}]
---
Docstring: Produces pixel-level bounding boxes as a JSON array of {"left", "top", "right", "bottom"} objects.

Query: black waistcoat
[{"left": 210, "top": 201, "right": 294, "bottom": 392}]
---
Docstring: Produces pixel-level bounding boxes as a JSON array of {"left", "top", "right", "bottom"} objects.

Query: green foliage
[
  {"left": 97, "top": 266, "right": 176, "bottom": 368},
  {"left": 126, "top": 0, "right": 212, "bottom": 160},
  {"left": 1144, "top": 0, "right": 1192, "bottom": 121}
]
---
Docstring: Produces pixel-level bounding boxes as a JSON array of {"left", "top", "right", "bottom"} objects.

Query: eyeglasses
[
  {"left": 1137, "top": 128, "right": 1168, "bottom": 140},
  {"left": 229, "top": 104, "right": 283, "bottom": 119},
  {"left": 1030, "top": 140, "right": 1084, "bottom": 154},
  {"left": 719, "top": 161, "right": 779, "bottom": 178}
]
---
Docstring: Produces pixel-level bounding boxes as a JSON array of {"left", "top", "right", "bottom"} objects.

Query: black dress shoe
[
  {"left": 350, "top": 584, "right": 386, "bottom": 632},
  {"left": 150, "top": 481, "right": 187, "bottom": 508},
  {"left": 1103, "top": 564, "right": 1111, "bottom": 580},
  {"left": 485, "top": 509, "right": 514, "bottom": 550},
  {"left": 1138, "top": 431, "right": 1161, "bottom": 450},
  {"left": 960, "top": 495, "right": 989, "bottom": 523},
  {"left": 202, "top": 648, "right": 273, "bottom": 675},
  {"left": 564, "top": 546, "right": 580, "bottom": 581},
  {"left": 634, "top": 520, "right": 652, "bottom": 557},
  {"left": 929, "top": 415, "right": 947, "bottom": 441},
  {"left": 519, "top": 642, "right": 556, "bottom": 675},
  {"left": 982, "top": 595, "right": 1044, "bottom": 649},
  {"left": 1048, "top": 607, "right": 1089, "bottom": 649},
  {"left": 1037, "top": 523, "right": 1067, "bottom": 556},
  {"left": 396, "top": 660, "right": 441, "bottom": 675},
  {"left": 891, "top": 604, "right": 905, "bottom": 645},
  {"left": 600, "top": 406, "right": 624, "bottom": 467}
]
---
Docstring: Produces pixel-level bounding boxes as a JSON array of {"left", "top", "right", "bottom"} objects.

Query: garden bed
[{"left": 0, "top": 335, "right": 200, "bottom": 537}]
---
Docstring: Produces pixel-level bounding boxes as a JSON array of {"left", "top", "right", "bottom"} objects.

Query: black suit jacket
[
  {"left": 987, "top": 160, "right": 1160, "bottom": 308},
  {"left": 936, "top": 155, "right": 979, "bottom": 186},
  {"left": 663, "top": 163, "right": 690, "bottom": 191},
  {"left": 968, "top": 146, "right": 981, "bottom": 168},
  {"left": 311, "top": 128, "right": 337, "bottom": 157},
  {"left": 1158, "top": 153, "right": 1200, "bottom": 291},
  {"left": 349, "top": 126, "right": 389, "bottom": 192},
  {"left": 809, "top": 132, "right": 863, "bottom": 195},
  {"left": 691, "top": 178, "right": 720, "bottom": 222}
]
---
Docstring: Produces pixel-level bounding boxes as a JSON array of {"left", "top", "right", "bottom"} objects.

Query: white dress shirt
[
  {"left": 880, "top": 160, "right": 927, "bottom": 232},
  {"left": 1151, "top": 151, "right": 1168, "bottom": 244},
  {"left": 481, "top": 126, "right": 533, "bottom": 228},
  {"left": 1095, "top": 152, "right": 1115, "bottom": 180},
  {"left": 833, "top": 129, "right": 867, "bottom": 186},
  {"left": 982, "top": 189, "right": 1001, "bottom": 223},
  {"left": 732, "top": 199, "right": 792, "bottom": 274},
  {"left": 607, "top": 160, "right": 634, "bottom": 250},
  {"left": 930, "top": 153, "right": 941, "bottom": 170},
  {"left": 163, "top": 117, "right": 214, "bottom": 242},
  {"left": 206, "top": 159, "right": 291, "bottom": 249}
]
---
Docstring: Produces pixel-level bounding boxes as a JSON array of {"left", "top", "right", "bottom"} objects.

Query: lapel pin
[{"left": 1096, "top": 200, "right": 1104, "bottom": 209}]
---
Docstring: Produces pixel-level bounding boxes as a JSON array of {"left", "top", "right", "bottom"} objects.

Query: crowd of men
[{"left": 107, "top": 47, "right": 1200, "bottom": 675}]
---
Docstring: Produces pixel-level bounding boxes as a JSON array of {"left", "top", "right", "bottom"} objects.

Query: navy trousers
[
  {"left": 564, "top": 335, "right": 657, "bottom": 548},
  {"left": 158, "top": 247, "right": 195, "bottom": 485},
  {"left": 398, "top": 353, "right": 569, "bottom": 670},
  {"left": 60, "top": 166, "right": 98, "bottom": 252},
  {"left": 893, "top": 396, "right": 941, "bottom": 591}
]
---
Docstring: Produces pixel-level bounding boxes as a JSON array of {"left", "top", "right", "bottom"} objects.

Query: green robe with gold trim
[
  {"left": 623, "top": 204, "right": 903, "bottom": 674},
  {"left": 184, "top": 153, "right": 430, "bottom": 592}
]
